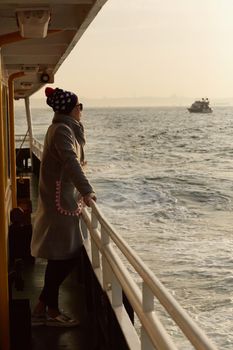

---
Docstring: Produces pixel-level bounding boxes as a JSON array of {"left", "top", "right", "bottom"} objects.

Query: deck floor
[
  {"left": 12, "top": 258, "right": 99, "bottom": 350},
  {"left": 12, "top": 172, "right": 102, "bottom": 350}
]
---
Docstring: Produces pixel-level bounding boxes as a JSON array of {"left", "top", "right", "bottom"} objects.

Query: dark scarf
[{"left": 52, "top": 113, "right": 85, "bottom": 163}]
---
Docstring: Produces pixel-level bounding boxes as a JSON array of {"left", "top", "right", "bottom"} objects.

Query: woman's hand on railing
[{"left": 83, "top": 192, "right": 96, "bottom": 207}]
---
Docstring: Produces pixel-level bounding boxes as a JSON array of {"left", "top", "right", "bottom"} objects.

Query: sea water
[{"left": 15, "top": 105, "right": 233, "bottom": 349}]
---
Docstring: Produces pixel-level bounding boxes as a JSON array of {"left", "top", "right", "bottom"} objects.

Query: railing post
[
  {"left": 141, "top": 328, "right": 155, "bottom": 350},
  {"left": 111, "top": 273, "right": 122, "bottom": 307},
  {"left": 91, "top": 210, "right": 100, "bottom": 268},
  {"left": 142, "top": 283, "right": 155, "bottom": 350},
  {"left": 142, "top": 283, "right": 154, "bottom": 312},
  {"left": 80, "top": 216, "right": 88, "bottom": 239},
  {"left": 101, "top": 225, "right": 111, "bottom": 291}
]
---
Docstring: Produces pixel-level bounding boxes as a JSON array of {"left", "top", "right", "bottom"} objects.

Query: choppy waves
[{"left": 84, "top": 107, "right": 233, "bottom": 349}]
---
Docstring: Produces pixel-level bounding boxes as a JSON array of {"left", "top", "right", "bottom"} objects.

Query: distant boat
[{"left": 188, "top": 98, "right": 213, "bottom": 113}]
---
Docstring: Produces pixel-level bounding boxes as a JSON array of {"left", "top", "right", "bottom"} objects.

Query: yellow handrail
[
  {"left": 0, "top": 68, "right": 10, "bottom": 350},
  {"left": 8, "top": 72, "right": 25, "bottom": 207}
]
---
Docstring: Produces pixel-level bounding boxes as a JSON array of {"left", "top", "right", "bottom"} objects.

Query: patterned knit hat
[{"left": 45, "top": 87, "right": 78, "bottom": 113}]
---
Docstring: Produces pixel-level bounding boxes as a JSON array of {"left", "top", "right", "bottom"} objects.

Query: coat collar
[
  {"left": 52, "top": 112, "right": 85, "bottom": 146},
  {"left": 52, "top": 112, "right": 79, "bottom": 129}
]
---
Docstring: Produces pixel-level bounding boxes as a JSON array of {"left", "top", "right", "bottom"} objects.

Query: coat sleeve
[{"left": 53, "top": 124, "right": 94, "bottom": 196}]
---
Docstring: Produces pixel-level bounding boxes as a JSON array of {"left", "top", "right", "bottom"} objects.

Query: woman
[{"left": 31, "top": 87, "right": 96, "bottom": 327}]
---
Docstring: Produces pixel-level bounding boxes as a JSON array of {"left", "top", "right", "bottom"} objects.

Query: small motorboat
[{"left": 188, "top": 98, "right": 213, "bottom": 113}]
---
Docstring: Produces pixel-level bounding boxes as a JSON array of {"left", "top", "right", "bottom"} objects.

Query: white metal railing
[
  {"left": 31, "top": 138, "right": 218, "bottom": 350},
  {"left": 81, "top": 202, "right": 218, "bottom": 350},
  {"left": 15, "top": 133, "right": 30, "bottom": 148},
  {"left": 31, "top": 137, "right": 43, "bottom": 160},
  {"left": 15, "top": 133, "right": 30, "bottom": 142}
]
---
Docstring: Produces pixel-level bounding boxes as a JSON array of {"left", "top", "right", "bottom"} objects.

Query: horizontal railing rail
[
  {"left": 15, "top": 133, "right": 30, "bottom": 142},
  {"left": 15, "top": 133, "right": 30, "bottom": 148},
  {"left": 31, "top": 137, "right": 218, "bottom": 350}
]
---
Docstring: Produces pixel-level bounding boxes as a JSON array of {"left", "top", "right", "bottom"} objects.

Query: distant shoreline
[{"left": 15, "top": 98, "right": 233, "bottom": 109}]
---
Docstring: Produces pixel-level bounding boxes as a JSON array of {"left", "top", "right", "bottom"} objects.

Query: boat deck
[
  {"left": 12, "top": 258, "right": 99, "bottom": 350},
  {"left": 11, "top": 171, "right": 99, "bottom": 350}
]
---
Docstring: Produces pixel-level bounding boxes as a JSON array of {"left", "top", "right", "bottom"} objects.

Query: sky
[{"left": 34, "top": 0, "right": 233, "bottom": 103}]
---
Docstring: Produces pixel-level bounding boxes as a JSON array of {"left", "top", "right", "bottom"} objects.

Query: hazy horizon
[{"left": 16, "top": 94, "right": 233, "bottom": 109}]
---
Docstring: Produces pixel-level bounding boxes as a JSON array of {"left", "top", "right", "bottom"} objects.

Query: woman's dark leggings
[{"left": 39, "top": 258, "right": 77, "bottom": 309}]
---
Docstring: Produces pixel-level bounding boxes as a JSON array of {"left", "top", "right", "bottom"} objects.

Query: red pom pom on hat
[{"left": 45, "top": 87, "right": 55, "bottom": 97}]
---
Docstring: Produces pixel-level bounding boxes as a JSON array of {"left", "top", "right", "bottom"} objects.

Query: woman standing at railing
[{"left": 31, "top": 87, "right": 96, "bottom": 327}]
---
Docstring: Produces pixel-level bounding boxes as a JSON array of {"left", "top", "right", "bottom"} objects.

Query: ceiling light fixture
[{"left": 16, "top": 8, "right": 51, "bottom": 38}]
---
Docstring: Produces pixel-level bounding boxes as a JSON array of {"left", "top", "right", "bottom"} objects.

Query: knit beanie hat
[{"left": 45, "top": 87, "right": 78, "bottom": 113}]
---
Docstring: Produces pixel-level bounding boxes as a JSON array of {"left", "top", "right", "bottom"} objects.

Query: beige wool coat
[{"left": 31, "top": 113, "right": 94, "bottom": 260}]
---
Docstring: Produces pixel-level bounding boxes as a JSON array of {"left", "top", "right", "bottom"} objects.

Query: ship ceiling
[{"left": 0, "top": 0, "right": 107, "bottom": 99}]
